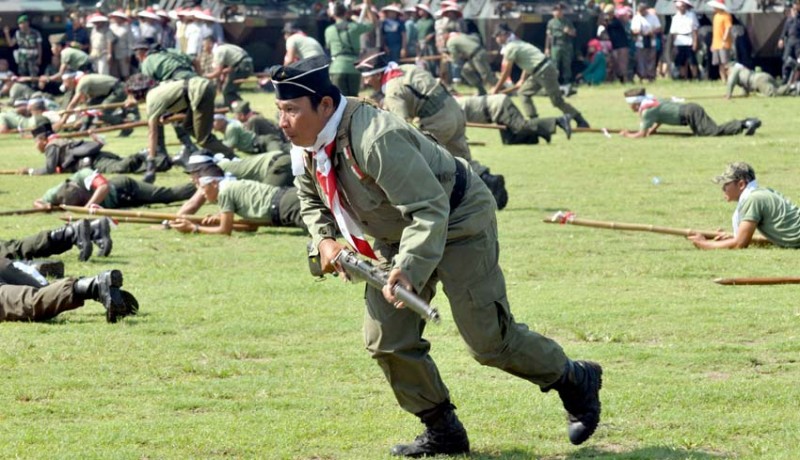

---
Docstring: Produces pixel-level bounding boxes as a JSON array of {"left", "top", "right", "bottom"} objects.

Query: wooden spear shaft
[
  {"left": 542, "top": 212, "right": 771, "bottom": 244},
  {"left": 59, "top": 205, "right": 272, "bottom": 227},
  {"left": 0, "top": 208, "right": 50, "bottom": 217},
  {"left": 714, "top": 277, "right": 800, "bottom": 286},
  {"left": 573, "top": 127, "right": 693, "bottom": 137},
  {"left": 57, "top": 101, "right": 132, "bottom": 115},
  {"left": 57, "top": 214, "right": 258, "bottom": 231},
  {"left": 57, "top": 108, "right": 228, "bottom": 138},
  {"left": 466, "top": 122, "right": 506, "bottom": 130}
]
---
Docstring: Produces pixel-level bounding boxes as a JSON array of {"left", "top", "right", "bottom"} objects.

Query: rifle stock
[{"left": 334, "top": 249, "right": 441, "bottom": 324}]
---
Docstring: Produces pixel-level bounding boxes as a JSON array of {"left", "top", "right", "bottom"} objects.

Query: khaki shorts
[{"left": 712, "top": 49, "right": 731, "bottom": 66}]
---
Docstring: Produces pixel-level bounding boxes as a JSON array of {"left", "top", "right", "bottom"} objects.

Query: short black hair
[
  {"left": 333, "top": 2, "right": 348, "bottom": 17},
  {"left": 309, "top": 90, "right": 342, "bottom": 111}
]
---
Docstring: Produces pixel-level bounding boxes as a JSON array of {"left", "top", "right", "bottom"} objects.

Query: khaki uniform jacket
[
  {"left": 295, "top": 98, "right": 494, "bottom": 292},
  {"left": 383, "top": 64, "right": 446, "bottom": 120}
]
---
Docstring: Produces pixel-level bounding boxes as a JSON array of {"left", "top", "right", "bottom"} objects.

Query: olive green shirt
[
  {"left": 217, "top": 179, "right": 280, "bottom": 221},
  {"left": 141, "top": 50, "right": 197, "bottom": 82},
  {"left": 61, "top": 47, "right": 90, "bottom": 70},
  {"left": 76, "top": 74, "right": 119, "bottom": 98},
  {"left": 212, "top": 44, "right": 249, "bottom": 68},
  {"left": 546, "top": 17, "right": 575, "bottom": 48},
  {"left": 383, "top": 64, "right": 441, "bottom": 120},
  {"left": 456, "top": 94, "right": 506, "bottom": 123},
  {"left": 222, "top": 119, "right": 258, "bottom": 153},
  {"left": 285, "top": 33, "right": 325, "bottom": 60},
  {"left": 295, "top": 98, "right": 495, "bottom": 292},
  {"left": 219, "top": 151, "right": 286, "bottom": 183},
  {"left": 740, "top": 188, "right": 800, "bottom": 248},
  {"left": 146, "top": 77, "right": 210, "bottom": 123},
  {"left": 640, "top": 100, "right": 682, "bottom": 130},
  {"left": 446, "top": 33, "right": 481, "bottom": 60},
  {"left": 502, "top": 39, "right": 547, "bottom": 73},
  {"left": 0, "top": 110, "right": 23, "bottom": 129},
  {"left": 325, "top": 19, "right": 373, "bottom": 74},
  {"left": 416, "top": 18, "right": 434, "bottom": 41},
  {"left": 726, "top": 65, "right": 776, "bottom": 98},
  {"left": 41, "top": 168, "right": 117, "bottom": 208}
]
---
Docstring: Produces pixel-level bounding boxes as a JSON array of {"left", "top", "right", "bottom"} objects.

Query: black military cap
[
  {"left": 356, "top": 52, "right": 390, "bottom": 76},
  {"left": 493, "top": 23, "right": 513, "bottom": 37},
  {"left": 31, "top": 116, "right": 54, "bottom": 137},
  {"left": 132, "top": 39, "right": 151, "bottom": 50},
  {"left": 269, "top": 55, "right": 335, "bottom": 100}
]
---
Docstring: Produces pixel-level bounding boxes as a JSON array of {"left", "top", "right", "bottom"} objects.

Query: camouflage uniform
[{"left": 13, "top": 28, "right": 43, "bottom": 77}]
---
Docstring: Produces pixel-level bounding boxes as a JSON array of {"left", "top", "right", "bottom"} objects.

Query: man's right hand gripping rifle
[{"left": 311, "top": 238, "right": 441, "bottom": 324}]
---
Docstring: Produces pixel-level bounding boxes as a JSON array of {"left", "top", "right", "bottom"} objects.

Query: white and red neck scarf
[
  {"left": 380, "top": 62, "right": 403, "bottom": 94},
  {"left": 288, "top": 97, "right": 377, "bottom": 259}
]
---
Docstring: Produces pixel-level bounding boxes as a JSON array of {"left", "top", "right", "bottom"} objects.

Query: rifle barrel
[{"left": 335, "top": 249, "right": 441, "bottom": 323}]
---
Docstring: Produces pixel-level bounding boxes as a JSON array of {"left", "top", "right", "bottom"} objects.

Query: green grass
[{"left": 1, "top": 80, "right": 799, "bottom": 459}]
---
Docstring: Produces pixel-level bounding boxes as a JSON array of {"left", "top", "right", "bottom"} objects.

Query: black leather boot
[
  {"left": 573, "top": 113, "right": 591, "bottom": 128},
  {"left": 90, "top": 217, "right": 113, "bottom": 257},
  {"left": 544, "top": 360, "right": 603, "bottom": 445},
  {"left": 142, "top": 158, "right": 157, "bottom": 184},
  {"left": 480, "top": 171, "right": 508, "bottom": 211},
  {"left": 50, "top": 220, "right": 93, "bottom": 262},
  {"left": 390, "top": 401, "right": 470, "bottom": 458},
  {"left": 556, "top": 115, "right": 572, "bottom": 140},
  {"left": 73, "top": 269, "right": 137, "bottom": 323}
]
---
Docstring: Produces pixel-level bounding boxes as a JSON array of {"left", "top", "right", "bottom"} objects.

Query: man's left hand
[{"left": 382, "top": 268, "right": 414, "bottom": 308}]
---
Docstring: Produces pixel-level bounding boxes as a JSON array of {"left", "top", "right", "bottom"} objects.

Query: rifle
[
  {"left": 59, "top": 204, "right": 270, "bottom": 227},
  {"left": 573, "top": 127, "right": 693, "bottom": 137},
  {"left": 333, "top": 249, "right": 441, "bottom": 324},
  {"left": 543, "top": 211, "right": 771, "bottom": 244},
  {"left": 714, "top": 277, "right": 800, "bottom": 286},
  {"left": 0, "top": 207, "right": 50, "bottom": 217}
]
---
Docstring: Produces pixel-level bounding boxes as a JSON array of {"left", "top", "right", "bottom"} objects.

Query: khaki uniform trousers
[
  {"left": 461, "top": 49, "right": 498, "bottom": 95},
  {"left": 363, "top": 217, "right": 568, "bottom": 415},
  {"left": 0, "top": 230, "right": 72, "bottom": 261},
  {"left": 680, "top": 103, "right": 744, "bottom": 136},
  {"left": 519, "top": 64, "right": 579, "bottom": 119},
  {"left": 0, "top": 278, "right": 82, "bottom": 322},
  {"left": 182, "top": 83, "right": 234, "bottom": 158},
  {"left": 420, "top": 97, "right": 488, "bottom": 176}
]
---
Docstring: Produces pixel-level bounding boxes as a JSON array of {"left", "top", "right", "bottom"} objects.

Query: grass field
[{"left": 1, "top": 80, "right": 799, "bottom": 459}]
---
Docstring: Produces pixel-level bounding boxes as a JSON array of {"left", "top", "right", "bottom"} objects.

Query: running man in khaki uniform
[
  {"left": 445, "top": 31, "right": 497, "bottom": 95},
  {"left": 357, "top": 53, "right": 508, "bottom": 209},
  {"left": 204, "top": 41, "right": 253, "bottom": 105},
  {"left": 492, "top": 23, "right": 591, "bottom": 128},
  {"left": 270, "top": 56, "right": 603, "bottom": 457},
  {"left": 283, "top": 22, "right": 325, "bottom": 65},
  {"left": 59, "top": 72, "right": 135, "bottom": 134},
  {"left": 324, "top": 0, "right": 376, "bottom": 96}
]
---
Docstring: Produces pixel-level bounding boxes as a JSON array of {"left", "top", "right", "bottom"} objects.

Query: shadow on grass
[{"left": 466, "top": 446, "right": 723, "bottom": 459}]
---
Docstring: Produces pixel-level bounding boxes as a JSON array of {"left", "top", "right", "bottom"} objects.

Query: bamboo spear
[
  {"left": 59, "top": 205, "right": 272, "bottom": 227},
  {"left": 543, "top": 211, "right": 771, "bottom": 244},
  {"left": 0, "top": 169, "right": 22, "bottom": 175},
  {"left": 57, "top": 214, "right": 258, "bottom": 231},
  {"left": 0, "top": 208, "right": 50, "bottom": 217},
  {"left": 572, "top": 127, "right": 693, "bottom": 137},
  {"left": 57, "top": 101, "right": 132, "bottom": 115},
  {"left": 466, "top": 121, "right": 506, "bottom": 130},
  {"left": 57, "top": 108, "right": 228, "bottom": 138},
  {"left": 714, "top": 277, "right": 800, "bottom": 286}
]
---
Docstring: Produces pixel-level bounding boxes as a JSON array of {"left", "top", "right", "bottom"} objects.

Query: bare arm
[
  {"left": 86, "top": 183, "right": 110, "bottom": 207},
  {"left": 177, "top": 189, "right": 207, "bottom": 215},
  {"left": 688, "top": 220, "right": 757, "bottom": 249},
  {"left": 171, "top": 211, "right": 234, "bottom": 235},
  {"left": 491, "top": 59, "right": 515, "bottom": 94},
  {"left": 3, "top": 27, "right": 16, "bottom": 47},
  {"left": 620, "top": 123, "right": 660, "bottom": 138}
]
